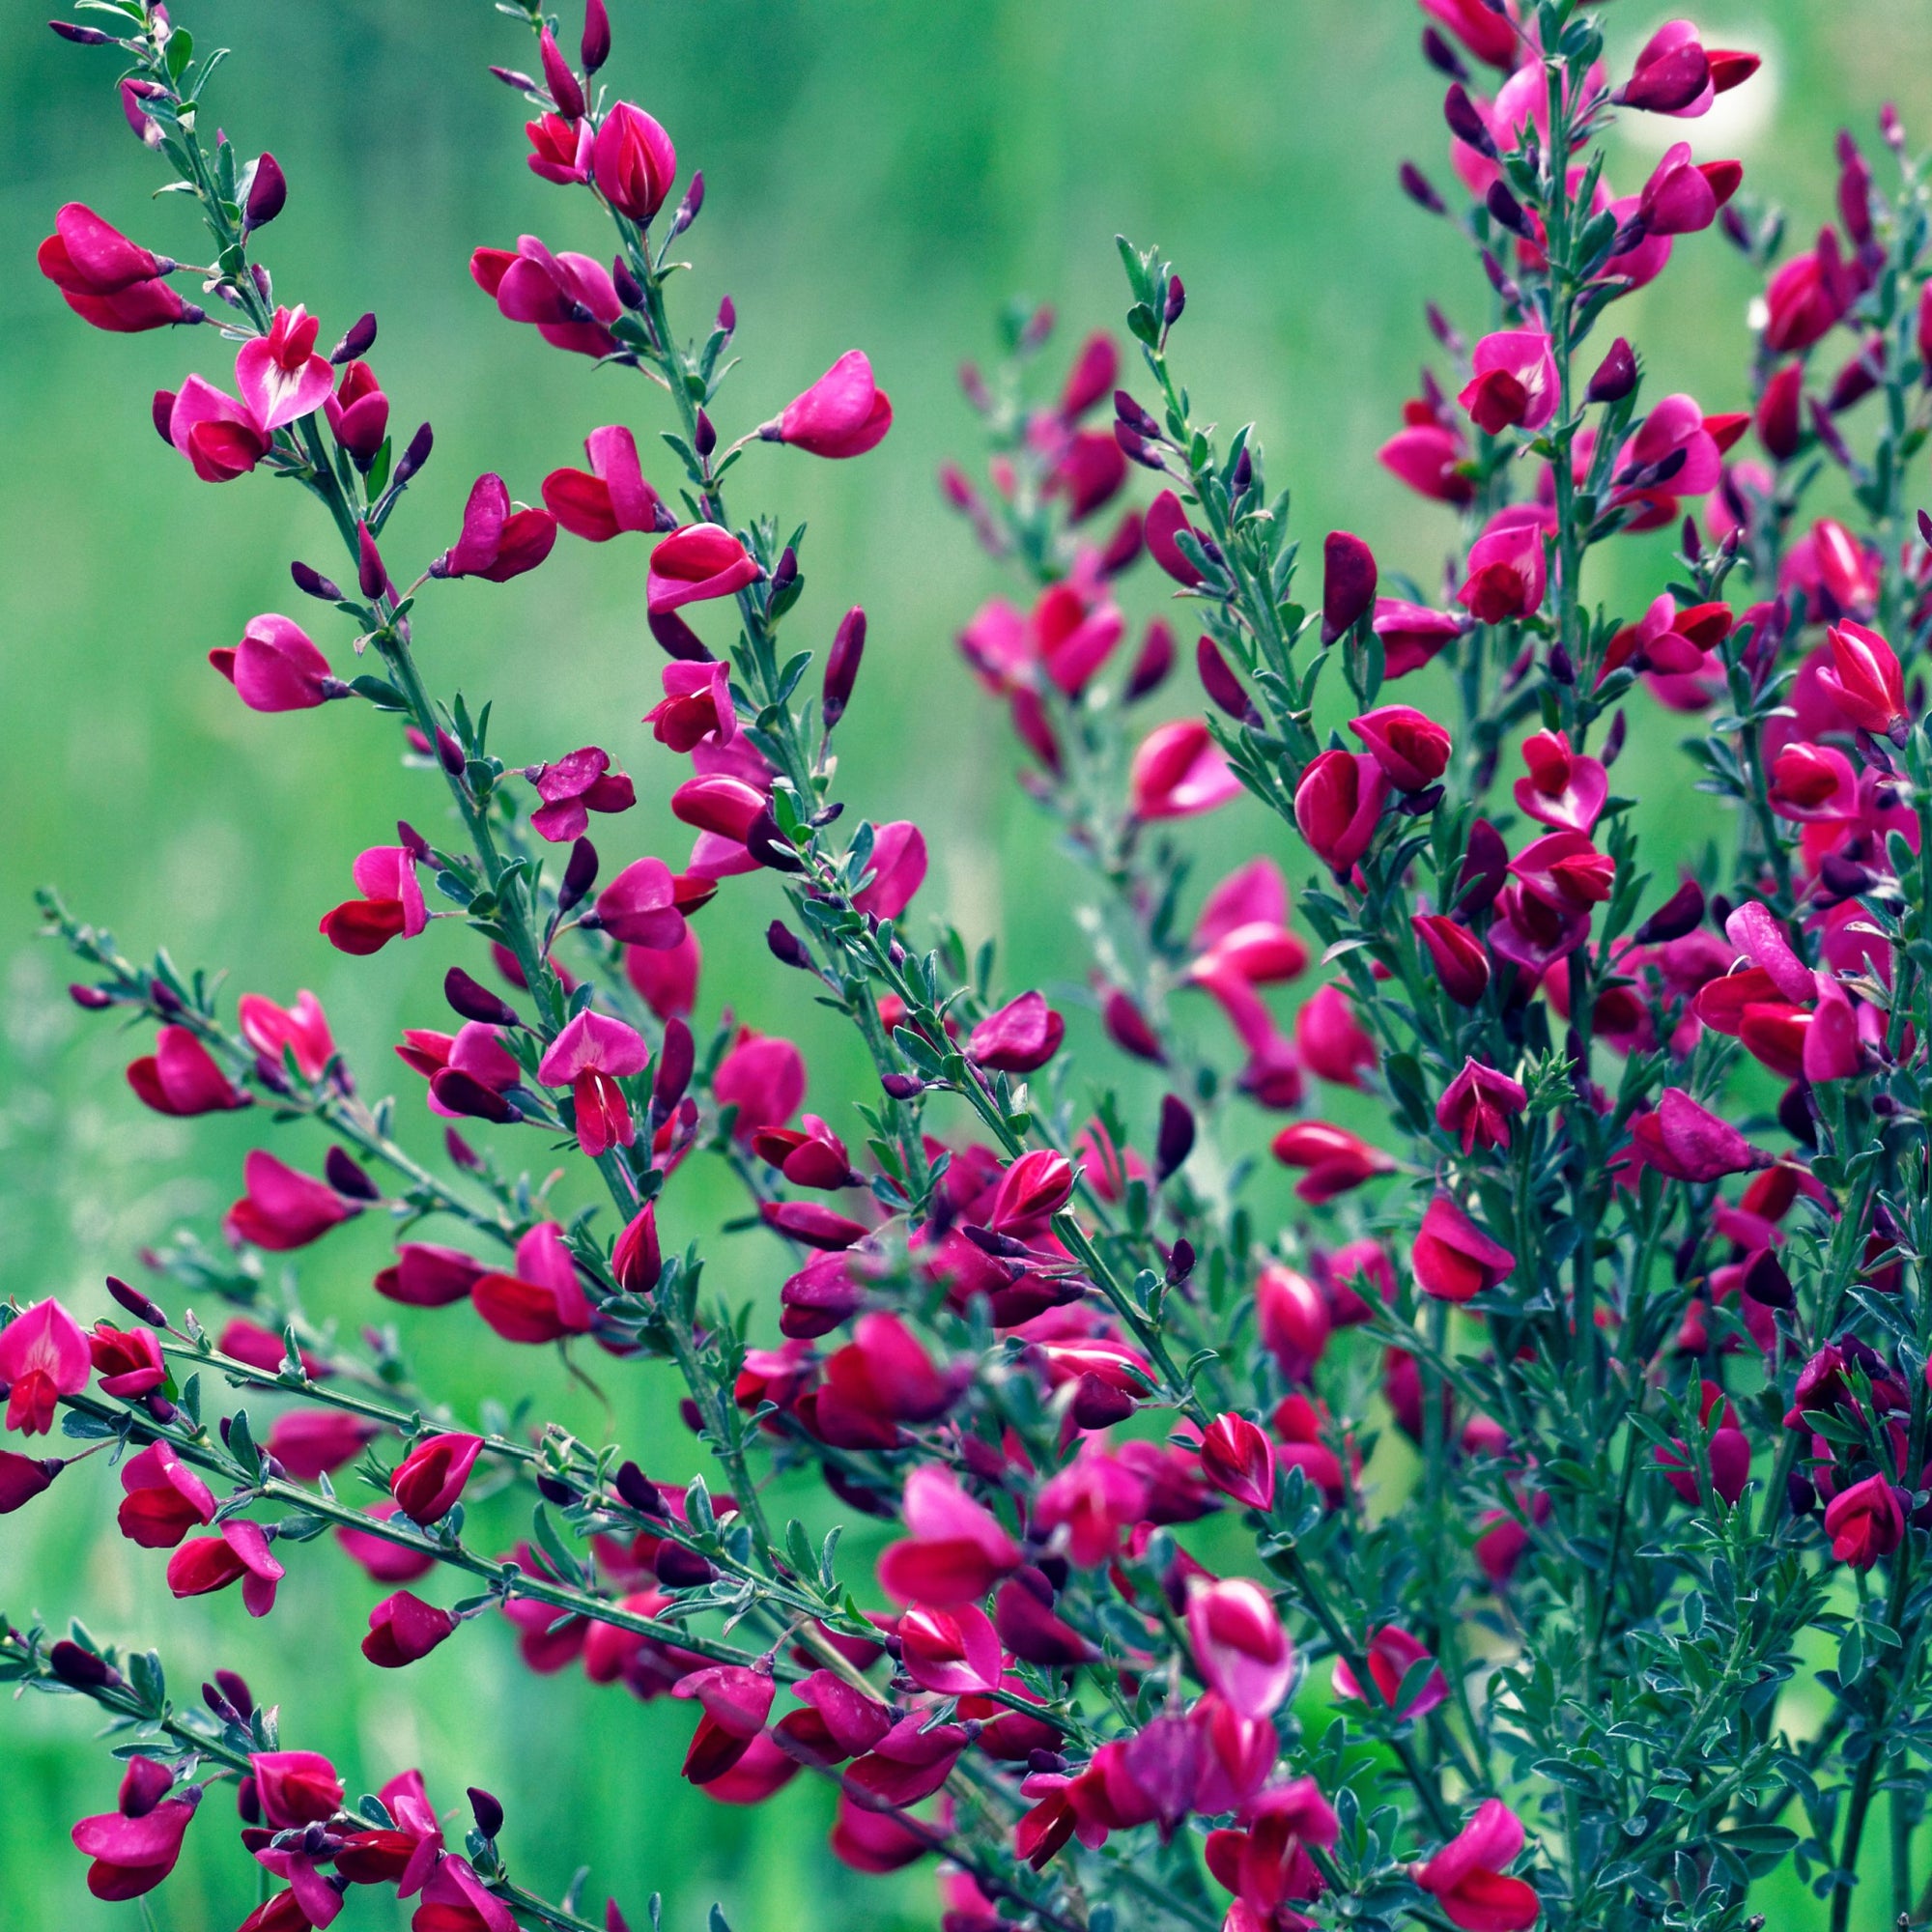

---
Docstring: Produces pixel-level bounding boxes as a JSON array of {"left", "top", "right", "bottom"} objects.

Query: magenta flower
[
  {"left": 526, "top": 110, "right": 593, "bottom": 184},
  {"left": 162, "top": 376, "right": 270, "bottom": 481},
  {"left": 126, "top": 1024, "right": 248, "bottom": 1115},
  {"left": 0, "top": 1300, "right": 90, "bottom": 1435},
  {"left": 898, "top": 1604, "right": 1005, "bottom": 1697},
  {"left": 362, "top": 1589, "right": 459, "bottom": 1668},
  {"left": 390, "top": 1431, "right": 485, "bottom": 1525},
  {"left": 222, "top": 1149, "right": 358, "bottom": 1251},
  {"left": 852, "top": 820, "right": 928, "bottom": 920},
  {"left": 1412, "top": 1193, "right": 1516, "bottom": 1302},
  {"left": 375, "top": 1241, "right": 488, "bottom": 1309},
  {"left": 646, "top": 661, "right": 738, "bottom": 753},
  {"left": 319, "top": 844, "right": 426, "bottom": 954},
  {"left": 71, "top": 1758, "right": 201, "bottom": 1900},
  {"left": 471, "top": 236, "right": 623, "bottom": 357},
  {"left": 1374, "top": 597, "right": 1466, "bottom": 678},
  {"left": 593, "top": 857, "right": 691, "bottom": 949},
  {"left": 1824, "top": 1472, "right": 1905, "bottom": 1570},
  {"left": 1514, "top": 728, "right": 1606, "bottom": 834},
  {"left": 751, "top": 1114, "right": 856, "bottom": 1189},
  {"left": 432, "top": 471, "right": 558, "bottom": 582},
  {"left": 1332, "top": 1625, "right": 1450, "bottom": 1720},
  {"left": 1436, "top": 1058, "right": 1528, "bottom": 1154},
  {"left": 1617, "top": 22, "right": 1759, "bottom": 117},
  {"left": 1412, "top": 1800, "right": 1540, "bottom": 1932},
  {"left": 877, "top": 1465, "right": 1023, "bottom": 1606},
  {"left": 1637, "top": 141, "right": 1743, "bottom": 237},
  {"left": 1130, "top": 719, "right": 1241, "bottom": 820},
  {"left": 1270, "top": 1121, "right": 1393, "bottom": 1203},
  {"left": 542, "top": 425, "right": 665, "bottom": 540},
  {"left": 989, "top": 1149, "right": 1076, "bottom": 1230},
  {"left": 714, "top": 1029, "right": 807, "bottom": 1141},
  {"left": 1412, "top": 913, "right": 1491, "bottom": 1008},
  {"left": 239, "top": 988, "right": 334, "bottom": 1080},
  {"left": 1185, "top": 1576, "right": 1293, "bottom": 1719},
  {"left": 210, "top": 612, "right": 343, "bottom": 713},
  {"left": 1622, "top": 1088, "right": 1769, "bottom": 1183},
  {"left": 266, "top": 1408, "right": 378, "bottom": 1481},
  {"left": 116, "top": 1440, "right": 216, "bottom": 1548},
  {"left": 86, "top": 1322, "right": 164, "bottom": 1399},
  {"left": 525, "top": 745, "right": 636, "bottom": 841},
  {"left": 1349, "top": 704, "right": 1452, "bottom": 792},
  {"left": 38, "top": 203, "right": 194, "bottom": 333},
  {"left": 1820, "top": 619, "right": 1908, "bottom": 739},
  {"left": 1144, "top": 489, "right": 1206, "bottom": 585},
  {"left": 1458, "top": 508, "right": 1548, "bottom": 623},
  {"left": 252, "top": 1751, "right": 345, "bottom": 1830},
  {"left": 760, "top": 350, "right": 894, "bottom": 458},
  {"left": 165, "top": 1519, "right": 285, "bottom": 1616},
  {"left": 1257, "top": 1264, "right": 1332, "bottom": 1380},
  {"left": 538, "top": 1009, "right": 650, "bottom": 1156},
  {"left": 325, "top": 358, "right": 388, "bottom": 461},
  {"left": 1459, "top": 328, "right": 1559, "bottom": 435},
  {"left": 593, "top": 101, "right": 678, "bottom": 221},
  {"left": 470, "top": 1221, "right": 594, "bottom": 1344},
  {"left": 968, "top": 991, "right": 1065, "bottom": 1072},
  {"left": 1197, "top": 1412, "right": 1275, "bottom": 1513},
  {"left": 647, "top": 523, "right": 762, "bottom": 614},
  {"left": 236, "top": 305, "right": 334, "bottom": 433},
  {"left": 1294, "top": 750, "right": 1389, "bottom": 873}
]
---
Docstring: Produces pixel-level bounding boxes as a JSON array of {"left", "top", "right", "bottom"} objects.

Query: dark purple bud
[
  {"left": 1115, "top": 424, "right": 1162, "bottom": 469},
  {"left": 243, "top": 153, "right": 287, "bottom": 233},
  {"left": 355, "top": 523, "right": 386, "bottom": 601},
  {"left": 1787, "top": 1470, "right": 1818, "bottom": 1517},
  {"left": 1443, "top": 84, "right": 1497, "bottom": 157},
  {"left": 429, "top": 1068, "right": 521, "bottom": 1125},
  {"left": 107, "top": 1274, "right": 168, "bottom": 1326},
  {"left": 581, "top": 0, "right": 611, "bottom": 72},
  {"left": 1486, "top": 182, "right": 1529, "bottom": 236},
  {"left": 558, "top": 837, "right": 598, "bottom": 913},
  {"left": 615, "top": 1461, "right": 667, "bottom": 1516},
  {"left": 1230, "top": 446, "right": 1253, "bottom": 497},
  {"left": 823, "top": 606, "right": 866, "bottom": 727},
  {"left": 652, "top": 1017, "right": 695, "bottom": 1122},
  {"left": 445, "top": 1126, "right": 481, "bottom": 1171},
  {"left": 1321, "top": 530, "right": 1378, "bottom": 643},
  {"left": 326, "top": 1147, "right": 380, "bottom": 1202},
  {"left": 1548, "top": 644, "right": 1576, "bottom": 686},
  {"left": 468, "top": 1788, "right": 505, "bottom": 1840},
  {"left": 1196, "top": 635, "right": 1252, "bottom": 721},
  {"left": 1400, "top": 162, "right": 1448, "bottom": 215},
  {"left": 694, "top": 408, "right": 717, "bottom": 458},
  {"left": 1425, "top": 304, "right": 1463, "bottom": 353},
  {"left": 881, "top": 1073, "right": 925, "bottom": 1100},
  {"left": 769, "top": 546, "right": 798, "bottom": 597},
  {"left": 144, "top": 1394, "right": 177, "bottom": 1425},
  {"left": 612, "top": 255, "right": 645, "bottom": 309},
  {"left": 767, "top": 921, "right": 814, "bottom": 970},
  {"left": 1808, "top": 397, "right": 1855, "bottom": 470},
  {"left": 649, "top": 608, "right": 713, "bottom": 663},
  {"left": 670, "top": 171, "right": 705, "bottom": 238},
  {"left": 535, "top": 1473, "right": 576, "bottom": 1505},
  {"left": 445, "top": 967, "right": 521, "bottom": 1029},
  {"left": 151, "top": 387, "right": 177, "bottom": 444},
  {"left": 150, "top": 981, "right": 183, "bottom": 1016},
  {"left": 1166, "top": 1238, "right": 1196, "bottom": 1284},
  {"left": 717, "top": 295, "right": 736, "bottom": 334},
  {"left": 1918, "top": 507, "right": 1932, "bottom": 551},
  {"left": 1586, "top": 336, "right": 1637, "bottom": 404},
  {"left": 746, "top": 808, "right": 805, "bottom": 873},
  {"left": 49, "top": 1641, "right": 118, "bottom": 1689},
  {"left": 1163, "top": 276, "right": 1186, "bottom": 326},
  {"left": 50, "top": 19, "right": 115, "bottom": 43},
  {"left": 1819, "top": 853, "right": 1871, "bottom": 900},
  {"left": 1634, "top": 877, "right": 1706, "bottom": 944},
  {"left": 291, "top": 560, "right": 341, "bottom": 602},
  {"left": 69, "top": 982, "right": 116, "bottom": 1010},
  {"left": 489, "top": 65, "right": 538, "bottom": 92},
  {"left": 1458, "top": 818, "right": 1510, "bottom": 915},
  {"left": 213, "top": 1667, "right": 253, "bottom": 1717},
  {"left": 394, "top": 422, "right": 433, "bottom": 485},
  {"left": 1602, "top": 709, "right": 1627, "bottom": 767},
  {"left": 1420, "top": 25, "right": 1467, "bottom": 80},
  {"left": 1744, "top": 1248, "right": 1795, "bottom": 1310},
  {"left": 1114, "top": 390, "right": 1161, "bottom": 440},
  {"left": 1154, "top": 1094, "right": 1196, "bottom": 1182},
  {"left": 1125, "top": 619, "right": 1176, "bottom": 701},
  {"left": 537, "top": 26, "right": 584, "bottom": 118},
  {"left": 397, "top": 820, "right": 433, "bottom": 863}
]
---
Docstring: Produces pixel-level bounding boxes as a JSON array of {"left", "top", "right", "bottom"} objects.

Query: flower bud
[
  {"left": 652, "top": 1017, "right": 695, "bottom": 1121},
  {"left": 107, "top": 1273, "right": 169, "bottom": 1326},
  {"left": 612, "top": 1202, "right": 662, "bottom": 1293},
  {"left": 538, "top": 25, "right": 584, "bottom": 118},
  {"left": 243, "top": 153, "right": 287, "bottom": 233},
  {"left": 468, "top": 1787, "right": 505, "bottom": 1840},
  {"left": 355, "top": 523, "right": 387, "bottom": 600},
  {"left": 50, "top": 20, "right": 116, "bottom": 43},
  {"left": 394, "top": 420, "right": 434, "bottom": 484},
  {"left": 670, "top": 171, "right": 706, "bottom": 238},
  {"left": 444, "top": 967, "right": 521, "bottom": 1029},
  {"left": 1586, "top": 336, "right": 1637, "bottom": 404},
  {"left": 1321, "top": 531, "right": 1378, "bottom": 643},
  {"left": 1163, "top": 276, "right": 1186, "bottom": 325},
  {"left": 290, "top": 560, "right": 341, "bottom": 602},
  {"left": 767, "top": 921, "right": 814, "bottom": 971},
  {"left": 823, "top": 607, "right": 866, "bottom": 726},
  {"left": 581, "top": 0, "right": 611, "bottom": 72}
]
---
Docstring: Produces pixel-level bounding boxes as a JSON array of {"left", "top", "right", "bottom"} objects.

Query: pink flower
[
  {"left": 1375, "top": 598, "right": 1466, "bottom": 678},
  {"left": 627, "top": 923, "right": 702, "bottom": 1018},
  {"left": 163, "top": 376, "right": 270, "bottom": 482},
  {"left": 525, "top": 745, "right": 636, "bottom": 841},
  {"left": 1380, "top": 421, "right": 1475, "bottom": 504},
  {"left": 236, "top": 304, "right": 334, "bottom": 433},
  {"left": 87, "top": 1322, "right": 164, "bottom": 1399},
  {"left": 1421, "top": 0, "right": 1520, "bottom": 67},
  {"left": 526, "top": 109, "right": 592, "bottom": 184},
  {"left": 126, "top": 1025, "right": 249, "bottom": 1115},
  {"left": 1294, "top": 750, "right": 1389, "bottom": 873},
  {"left": 432, "top": 471, "right": 558, "bottom": 582},
  {"left": 471, "top": 235, "right": 622, "bottom": 357},
  {"left": 1820, "top": 619, "right": 1908, "bottom": 739},
  {"left": 877, "top": 1466, "right": 1023, "bottom": 1605},
  {"left": 1031, "top": 582, "right": 1125, "bottom": 696},
  {"left": 239, "top": 990, "right": 333, "bottom": 1080},
  {"left": 989, "top": 1150, "right": 1076, "bottom": 1230},
  {"left": 362, "top": 1590, "right": 458, "bottom": 1667},
  {"left": 251, "top": 1752, "right": 345, "bottom": 1830},
  {"left": 1436, "top": 1057, "right": 1528, "bottom": 1153},
  {"left": 116, "top": 1440, "right": 216, "bottom": 1548},
  {"left": 593, "top": 101, "right": 678, "bottom": 221},
  {"left": 1257, "top": 1264, "right": 1331, "bottom": 1381},
  {"left": 334, "top": 1500, "right": 435, "bottom": 1584},
  {"left": 1637, "top": 142, "right": 1743, "bottom": 237},
  {"left": 1321, "top": 530, "right": 1378, "bottom": 641},
  {"left": 37, "top": 203, "right": 195, "bottom": 332},
  {"left": 968, "top": 991, "right": 1065, "bottom": 1072},
  {"left": 0, "top": 1299, "right": 90, "bottom": 1436},
  {"left": 897, "top": 1603, "right": 1006, "bottom": 1696},
  {"left": 390, "top": 1431, "right": 485, "bottom": 1525},
  {"left": 222, "top": 1150, "right": 357, "bottom": 1251},
  {"left": 1333, "top": 1625, "right": 1449, "bottom": 1720},
  {"left": 1130, "top": 719, "right": 1242, "bottom": 819},
  {"left": 542, "top": 425, "right": 666, "bottom": 540},
  {"left": 760, "top": 350, "right": 894, "bottom": 457},
  {"left": 71, "top": 1759, "right": 201, "bottom": 1900},
  {"left": 1764, "top": 230, "right": 1853, "bottom": 355},
  {"left": 1144, "top": 489, "right": 1207, "bottom": 585},
  {"left": 210, "top": 612, "right": 342, "bottom": 713},
  {"left": 1616, "top": 22, "right": 1759, "bottom": 117},
  {"left": 594, "top": 857, "right": 693, "bottom": 949},
  {"left": 852, "top": 821, "right": 928, "bottom": 920},
  {"left": 471, "top": 1221, "right": 594, "bottom": 1343},
  {"left": 1349, "top": 705, "right": 1452, "bottom": 792},
  {"left": 1824, "top": 1472, "right": 1905, "bottom": 1569},
  {"left": 166, "top": 1520, "right": 285, "bottom": 1616},
  {"left": 1412, "top": 914, "right": 1491, "bottom": 1007},
  {"left": 319, "top": 845, "right": 426, "bottom": 955},
  {"left": 646, "top": 661, "right": 738, "bottom": 753},
  {"left": 1413, "top": 1801, "right": 1540, "bottom": 1932},
  {"left": 325, "top": 358, "right": 388, "bottom": 462},
  {"left": 538, "top": 1009, "right": 650, "bottom": 1156},
  {"left": 647, "top": 524, "right": 762, "bottom": 614},
  {"left": 1459, "top": 509, "right": 1548, "bottom": 623},
  {"left": 1620, "top": 1088, "right": 1768, "bottom": 1183},
  {"left": 1197, "top": 1412, "right": 1275, "bottom": 1512},
  {"left": 1185, "top": 1577, "right": 1294, "bottom": 1719},
  {"left": 1413, "top": 1193, "right": 1516, "bottom": 1303},
  {"left": 751, "top": 1115, "right": 855, "bottom": 1189},
  {"left": 1270, "top": 1122, "right": 1393, "bottom": 1203},
  {"left": 1459, "top": 329, "right": 1559, "bottom": 435},
  {"left": 713, "top": 1029, "right": 807, "bottom": 1140},
  {"left": 1514, "top": 728, "right": 1606, "bottom": 834}
]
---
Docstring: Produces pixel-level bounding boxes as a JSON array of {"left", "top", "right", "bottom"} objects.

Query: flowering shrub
[{"left": 13, "top": 2, "right": 1932, "bottom": 1929}]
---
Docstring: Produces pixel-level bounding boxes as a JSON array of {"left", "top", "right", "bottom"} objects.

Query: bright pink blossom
[
  {"left": 761, "top": 350, "right": 893, "bottom": 457},
  {"left": 471, "top": 1223, "right": 594, "bottom": 1344}
]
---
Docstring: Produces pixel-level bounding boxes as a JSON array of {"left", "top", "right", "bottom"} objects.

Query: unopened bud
[
  {"left": 581, "top": 0, "right": 611, "bottom": 72},
  {"left": 1586, "top": 336, "right": 1637, "bottom": 405},
  {"left": 355, "top": 523, "right": 386, "bottom": 601},
  {"left": 1163, "top": 276, "right": 1186, "bottom": 326},
  {"left": 394, "top": 421, "right": 433, "bottom": 484},
  {"left": 822, "top": 607, "right": 865, "bottom": 727},
  {"left": 445, "top": 967, "right": 521, "bottom": 1029},
  {"left": 1155, "top": 1094, "right": 1196, "bottom": 1182},
  {"left": 243, "top": 152, "right": 287, "bottom": 233},
  {"left": 1399, "top": 161, "right": 1447, "bottom": 215},
  {"left": 558, "top": 837, "right": 599, "bottom": 913},
  {"left": 291, "top": 560, "right": 341, "bottom": 602},
  {"left": 468, "top": 1787, "right": 505, "bottom": 1841},
  {"left": 326, "top": 1146, "right": 380, "bottom": 1202},
  {"left": 694, "top": 408, "right": 717, "bottom": 458},
  {"left": 50, "top": 19, "right": 115, "bottom": 43},
  {"left": 107, "top": 1274, "right": 169, "bottom": 1326},
  {"left": 670, "top": 171, "right": 705, "bottom": 238}
]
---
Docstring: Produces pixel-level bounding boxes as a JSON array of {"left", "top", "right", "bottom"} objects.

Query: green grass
[{"left": 3, "top": 1, "right": 1928, "bottom": 1924}]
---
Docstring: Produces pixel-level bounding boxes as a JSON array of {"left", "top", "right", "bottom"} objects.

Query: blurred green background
[{"left": 4, "top": 1, "right": 1929, "bottom": 1926}]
